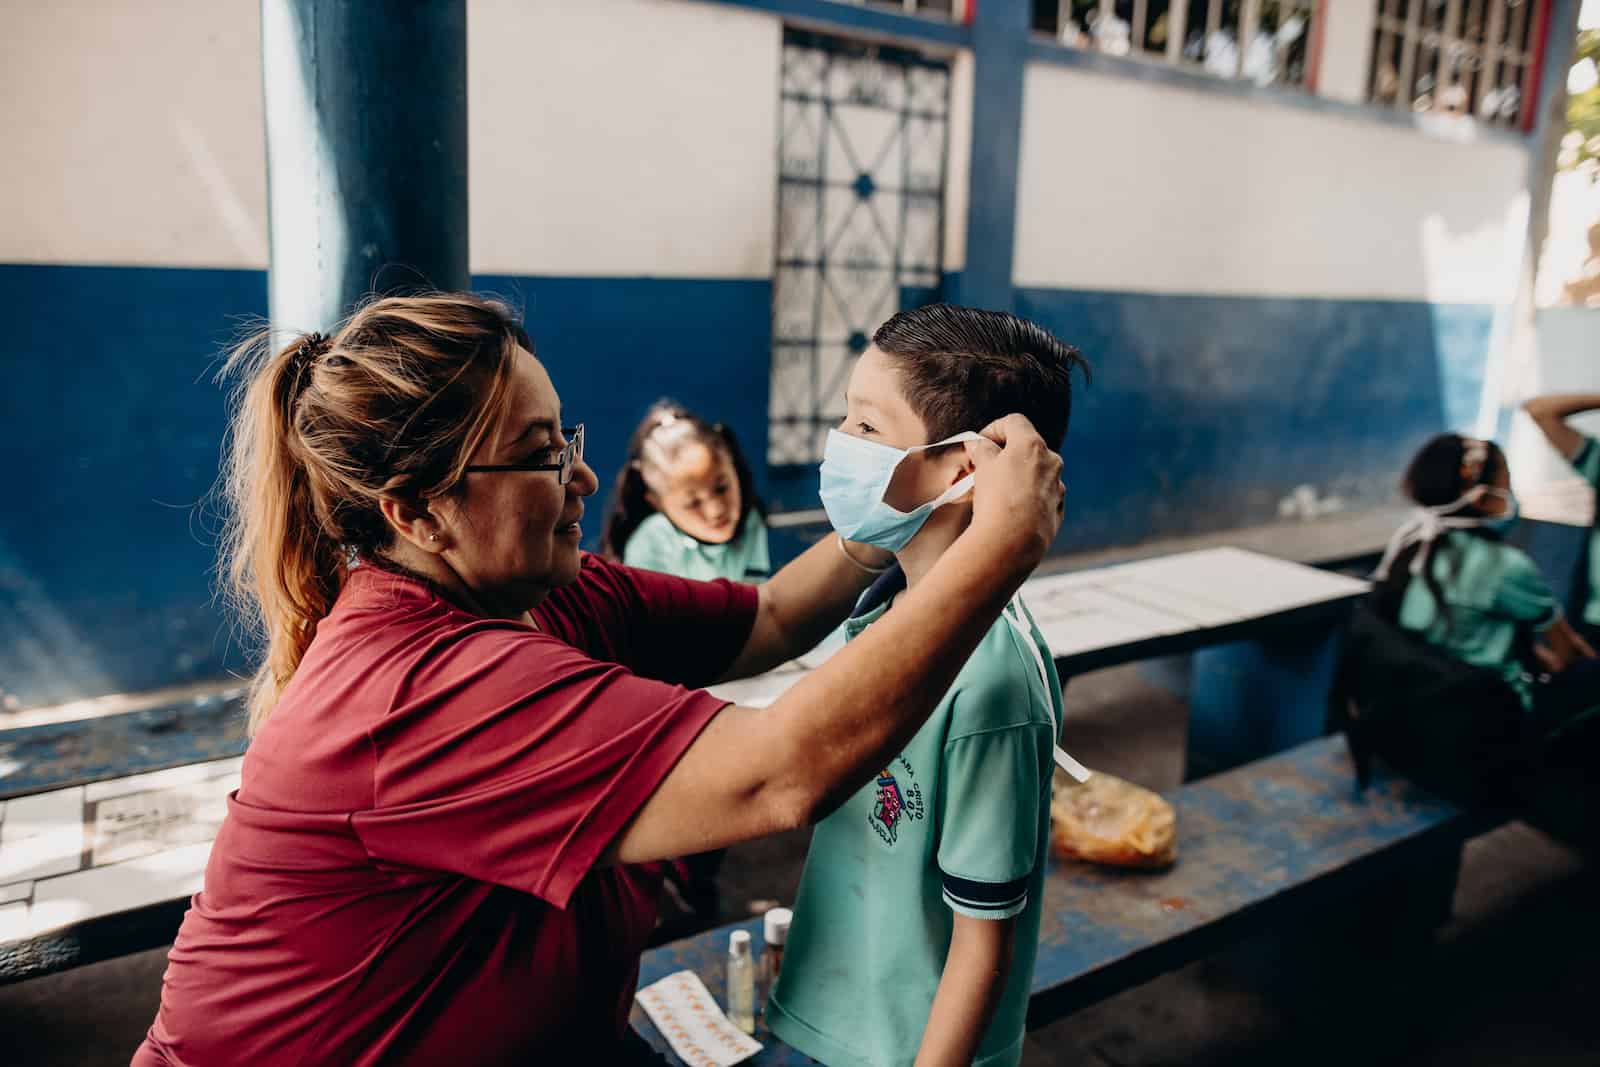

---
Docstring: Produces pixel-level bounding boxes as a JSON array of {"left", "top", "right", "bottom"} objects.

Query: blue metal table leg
[{"left": 1185, "top": 612, "right": 1349, "bottom": 779}]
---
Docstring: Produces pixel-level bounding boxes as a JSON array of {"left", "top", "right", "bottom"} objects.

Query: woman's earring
[{"left": 429, "top": 533, "right": 440, "bottom": 543}]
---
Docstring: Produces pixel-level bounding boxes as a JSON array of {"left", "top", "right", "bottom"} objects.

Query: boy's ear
[{"left": 946, "top": 448, "right": 976, "bottom": 486}]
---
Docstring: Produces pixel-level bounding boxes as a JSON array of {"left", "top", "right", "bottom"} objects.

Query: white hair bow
[{"left": 1371, "top": 485, "right": 1493, "bottom": 581}]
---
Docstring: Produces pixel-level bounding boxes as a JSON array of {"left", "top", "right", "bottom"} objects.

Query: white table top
[
  {"left": 709, "top": 547, "right": 1368, "bottom": 707},
  {"left": 0, "top": 548, "right": 1366, "bottom": 950},
  {"left": 1, "top": 757, "right": 240, "bottom": 948}
]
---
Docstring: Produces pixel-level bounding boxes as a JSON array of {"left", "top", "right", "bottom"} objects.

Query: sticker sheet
[{"left": 634, "top": 969, "right": 762, "bottom": 1067}]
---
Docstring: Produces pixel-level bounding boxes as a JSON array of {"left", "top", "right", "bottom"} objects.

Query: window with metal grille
[
  {"left": 1368, "top": 0, "right": 1545, "bottom": 126},
  {"left": 1032, "top": 1, "right": 1320, "bottom": 89}
]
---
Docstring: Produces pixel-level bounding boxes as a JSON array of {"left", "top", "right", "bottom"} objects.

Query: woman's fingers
[{"left": 966, "top": 414, "right": 1065, "bottom": 564}]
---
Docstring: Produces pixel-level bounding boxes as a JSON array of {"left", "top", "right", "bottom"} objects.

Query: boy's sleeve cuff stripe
[
  {"left": 940, "top": 871, "right": 1030, "bottom": 911},
  {"left": 943, "top": 889, "right": 1029, "bottom": 919}
]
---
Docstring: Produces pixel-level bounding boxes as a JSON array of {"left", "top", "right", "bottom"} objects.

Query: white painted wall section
[
  {"left": 3, "top": 0, "right": 781, "bottom": 279},
  {"left": 1014, "top": 62, "right": 1530, "bottom": 302},
  {"left": 1506, "top": 308, "right": 1600, "bottom": 491},
  {"left": 0, "top": 0, "right": 267, "bottom": 269},
  {"left": 942, "top": 49, "right": 974, "bottom": 273},
  {"left": 1316, "top": 0, "right": 1378, "bottom": 105},
  {"left": 469, "top": 0, "right": 780, "bottom": 279}
]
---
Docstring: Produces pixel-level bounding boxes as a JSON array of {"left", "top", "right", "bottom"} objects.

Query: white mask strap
[
  {"left": 901, "top": 430, "right": 984, "bottom": 511},
  {"left": 1001, "top": 597, "right": 1091, "bottom": 783}
]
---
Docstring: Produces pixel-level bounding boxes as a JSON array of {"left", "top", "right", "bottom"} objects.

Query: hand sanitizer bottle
[{"left": 726, "top": 929, "right": 755, "bottom": 1034}]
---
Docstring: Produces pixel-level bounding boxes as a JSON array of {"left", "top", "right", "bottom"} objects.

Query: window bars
[
  {"left": 1038, "top": 0, "right": 1320, "bottom": 89},
  {"left": 1368, "top": 0, "right": 1543, "bottom": 126}
]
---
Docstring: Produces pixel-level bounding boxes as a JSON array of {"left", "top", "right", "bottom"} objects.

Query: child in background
[
  {"left": 767, "top": 304, "right": 1090, "bottom": 1067},
  {"left": 1372, "top": 433, "right": 1599, "bottom": 735},
  {"left": 601, "top": 401, "right": 771, "bottom": 927},
  {"left": 601, "top": 401, "right": 770, "bottom": 584},
  {"left": 1523, "top": 392, "right": 1600, "bottom": 646}
]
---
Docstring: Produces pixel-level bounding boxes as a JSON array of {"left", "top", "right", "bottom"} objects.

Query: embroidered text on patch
[{"left": 868, "top": 765, "right": 925, "bottom": 845}]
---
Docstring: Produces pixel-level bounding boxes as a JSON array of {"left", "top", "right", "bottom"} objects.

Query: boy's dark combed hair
[{"left": 870, "top": 303, "right": 1089, "bottom": 451}]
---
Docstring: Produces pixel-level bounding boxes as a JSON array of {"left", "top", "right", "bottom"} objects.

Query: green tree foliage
[{"left": 1565, "top": 29, "right": 1600, "bottom": 171}]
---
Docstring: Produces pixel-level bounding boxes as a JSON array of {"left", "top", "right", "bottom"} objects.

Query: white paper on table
[{"left": 634, "top": 969, "right": 762, "bottom": 1067}]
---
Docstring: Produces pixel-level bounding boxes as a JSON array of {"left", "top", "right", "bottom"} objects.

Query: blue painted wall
[
  {"left": 1, "top": 264, "right": 265, "bottom": 709},
  {"left": 1015, "top": 287, "right": 1496, "bottom": 552},
  {"left": 0, "top": 262, "right": 1499, "bottom": 707},
  {"left": 0, "top": 264, "right": 769, "bottom": 707},
  {"left": 474, "top": 273, "right": 773, "bottom": 542}
]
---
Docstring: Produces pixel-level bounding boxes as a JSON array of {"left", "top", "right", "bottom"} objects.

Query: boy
[
  {"left": 767, "top": 304, "right": 1089, "bottom": 1067},
  {"left": 1523, "top": 391, "right": 1600, "bottom": 647}
]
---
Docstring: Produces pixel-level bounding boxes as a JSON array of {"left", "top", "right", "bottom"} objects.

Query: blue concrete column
[
  {"left": 959, "top": 0, "right": 1030, "bottom": 312},
  {"left": 1526, "top": 0, "right": 1582, "bottom": 258},
  {"left": 261, "top": 0, "right": 469, "bottom": 333},
  {"left": 1531, "top": 0, "right": 1582, "bottom": 145}
]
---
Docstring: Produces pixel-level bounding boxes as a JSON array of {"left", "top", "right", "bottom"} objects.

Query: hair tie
[
  {"left": 287, "top": 331, "right": 337, "bottom": 400},
  {"left": 293, "top": 331, "right": 327, "bottom": 369}
]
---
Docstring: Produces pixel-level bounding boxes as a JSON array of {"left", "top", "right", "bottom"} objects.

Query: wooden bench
[
  {"left": 0, "top": 548, "right": 1367, "bottom": 983},
  {"left": 629, "top": 735, "right": 1475, "bottom": 1064}
]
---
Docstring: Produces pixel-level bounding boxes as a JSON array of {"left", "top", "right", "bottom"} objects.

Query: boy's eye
[{"left": 856, "top": 421, "right": 876, "bottom": 435}]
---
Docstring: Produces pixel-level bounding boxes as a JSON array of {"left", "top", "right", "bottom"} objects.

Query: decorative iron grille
[{"left": 768, "top": 30, "right": 952, "bottom": 466}]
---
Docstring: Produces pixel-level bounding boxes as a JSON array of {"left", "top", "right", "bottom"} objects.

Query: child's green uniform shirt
[
  {"left": 1566, "top": 436, "right": 1599, "bottom": 627},
  {"left": 622, "top": 511, "right": 770, "bottom": 583},
  {"left": 767, "top": 589, "right": 1062, "bottom": 1067},
  {"left": 1398, "top": 530, "right": 1560, "bottom": 709}
]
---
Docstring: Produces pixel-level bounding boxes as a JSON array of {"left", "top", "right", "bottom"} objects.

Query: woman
[{"left": 134, "top": 293, "right": 1064, "bottom": 1066}]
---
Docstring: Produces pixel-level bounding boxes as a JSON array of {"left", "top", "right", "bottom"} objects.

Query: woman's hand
[{"left": 963, "top": 414, "right": 1066, "bottom": 572}]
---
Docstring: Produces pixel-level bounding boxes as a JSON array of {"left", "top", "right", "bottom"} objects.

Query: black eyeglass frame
[{"left": 463, "top": 424, "right": 585, "bottom": 484}]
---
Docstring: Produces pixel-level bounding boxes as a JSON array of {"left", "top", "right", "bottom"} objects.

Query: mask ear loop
[
  {"left": 894, "top": 431, "right": 986, "bottom": 513},
  {"left": 1000, "top": 598, "right": 1091, "bottom": 783}
]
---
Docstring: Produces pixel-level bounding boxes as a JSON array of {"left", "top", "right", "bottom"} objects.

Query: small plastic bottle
[
  {"left": 726, "top": 929, "right": 755, "bottom": 1034},
  {"left": 761, "top": 906, "right": 792, "bottom": 1005}
]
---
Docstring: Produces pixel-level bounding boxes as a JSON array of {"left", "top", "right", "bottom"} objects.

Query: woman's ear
[{"left": 379, "top": 495, "right": 448, "bottom": 554}]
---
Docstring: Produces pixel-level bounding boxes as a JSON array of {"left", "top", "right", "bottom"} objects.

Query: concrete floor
[{"left": 4, "top": 665, "right": 1595, "bottom": 1066}]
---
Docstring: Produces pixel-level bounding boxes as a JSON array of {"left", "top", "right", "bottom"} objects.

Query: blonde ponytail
[{"left": 215, "top": 295, "right": 524, "bottom": 733}]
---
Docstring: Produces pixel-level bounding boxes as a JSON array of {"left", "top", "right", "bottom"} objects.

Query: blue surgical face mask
[{"left": 819, "top": 429, "right": 983, "bottom": 551}]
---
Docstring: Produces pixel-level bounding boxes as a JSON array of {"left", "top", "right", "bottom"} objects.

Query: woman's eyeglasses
[{"left": 464, "top": 424, "right": 585, "bottom": 485}]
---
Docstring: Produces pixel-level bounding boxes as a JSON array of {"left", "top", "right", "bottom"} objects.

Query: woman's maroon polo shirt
[{"left": 134, "top": 554, "right": 757, "bottom": 1065}]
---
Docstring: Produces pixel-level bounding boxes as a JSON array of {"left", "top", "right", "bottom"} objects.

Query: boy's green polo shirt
[
  {"left": 622, "top": 510, "right": 770, "bottom": 583},
  {"left": 767, "top": 580, "right": 1062, "bottom": 1067}
]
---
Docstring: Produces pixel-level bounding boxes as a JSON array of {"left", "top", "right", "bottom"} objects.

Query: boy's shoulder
[{"left": 944, "top": 614, "right": 1054, "bottom": 740}]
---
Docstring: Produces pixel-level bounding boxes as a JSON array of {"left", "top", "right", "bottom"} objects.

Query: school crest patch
[{"left": 867, "top": 757, "right": 925, "bottom": 846}]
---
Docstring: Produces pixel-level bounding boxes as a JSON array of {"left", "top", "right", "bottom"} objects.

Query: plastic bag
[{"left": 1049, "top": 769, "right": 1177, "bottom": 869}]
